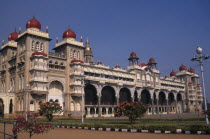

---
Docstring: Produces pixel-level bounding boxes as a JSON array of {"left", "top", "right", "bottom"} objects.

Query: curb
[{"left": 56, "top": 126, "right": 208, "bottom": 135}]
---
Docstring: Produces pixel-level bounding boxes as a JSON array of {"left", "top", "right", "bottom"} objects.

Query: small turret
[
  {"left": 84, "top": 39, "right": 94, "bottom": 64},
  {"left": 128, "top": 52, "right": 139, "bottom": 66},
  {"left": 148, "top": 57, "right": 157, "bottom": 69}
]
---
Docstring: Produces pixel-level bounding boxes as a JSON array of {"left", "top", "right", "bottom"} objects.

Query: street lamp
[
  {"left": 80, "top": 73, "right": 85, "bottom": 123},
  {"left": 191, "top": 46, "right": 209, "bottom": 124},
  {"left": 25, "top": 84, "right": 29, "bottom": 121}
]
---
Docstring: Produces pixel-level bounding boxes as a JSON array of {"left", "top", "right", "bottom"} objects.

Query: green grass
[
  {"left": 0, "top": 117, "right": 207, "bottom": 126},
  {"left": 34, "top": 117, "right": 206, "bottom": 126}
]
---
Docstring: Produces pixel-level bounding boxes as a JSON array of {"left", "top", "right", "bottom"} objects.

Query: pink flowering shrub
[
  {"left": 203, "top": 109, "right": 210, "bottom": 119},
  {"left": 13, "top": 112, "right": 53, "bottom": 139},
  {"left": 39, "top": 100, "right": 62, "bottom": 121},
  {"left": 114, "top": 102, "right": 147, "bottom": 124}
]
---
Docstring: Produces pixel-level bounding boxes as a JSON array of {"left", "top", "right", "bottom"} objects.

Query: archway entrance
[
  {"left": 134, "top": 91, "right": 138, "bottom": 102},
  {"left": 119, "top": 88, "right": 131, "bottom": 103},
  {"left": 0, "top": 99, "right": 4, "bottom": 117},
  {"left": 177, "top": 93, "right": 183, "bottom": 113},
  {"left": 84, "top": 84, "right": 98, "bottom": 105},
  {"left": 168, "top": 93, "right": 175, "bottom": 105},
  {"left": 101, "top": 86, "right": 116, "bottom": 105},
  {"left": 140, "top": 89, "right": 151, "bottom": 105},
  {"left": 9, "top": 99, "right": 13, "bottom": 114},
  {"left": 159, "top": 92, "right": 166, "bottom": 105},
  {"left": 48, "top": 81, "right": 64, "bottom": 110}
]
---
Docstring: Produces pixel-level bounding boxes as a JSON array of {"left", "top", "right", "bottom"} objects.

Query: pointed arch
[
  {"left": 140, "top": 89, "right": 151, "bottom": 104},
  {"left": 84, "top": 84, "right": 98, "bottom": 105},
  {"left": 101, "top": 86, "right": 116, "bottom": 105},
  {"left": 119, "top": 87, "right": 131, "bottom": 103}
]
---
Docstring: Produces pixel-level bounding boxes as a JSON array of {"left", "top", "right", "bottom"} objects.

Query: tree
[
  {"left": 203, "top": 109, "right": 210, "bottom": 119},
  {"left": 13, "top": 112, "right": 53, "bottom": 139},
  {"left": 39, "top": 100, "right": 62, "bottom": 121},
  {"left": 114, "top": 101, "right": 147, "bottom": 124}
]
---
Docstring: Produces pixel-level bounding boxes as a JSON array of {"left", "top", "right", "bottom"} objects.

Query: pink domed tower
[
  {"left": 148, "top": 57, "right": 157, "bottom": 69},
  {"left": 128, "top": 52, "right": 139, "bottom": 66}
]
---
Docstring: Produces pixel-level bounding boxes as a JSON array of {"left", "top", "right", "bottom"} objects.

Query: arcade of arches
[
  {"left": 84, "top": 84, "right": 184, "bottom": 117},
  {"left": 0, "top": 98, "right": 13, "bottom": 117}
]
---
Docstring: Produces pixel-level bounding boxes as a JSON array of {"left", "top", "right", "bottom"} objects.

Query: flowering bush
[
  {"left": 114, "top": 102, "right": 147, "bottom": 124},
  {"left": 203, "top": 109, "right": 210, "bottom": 118},
  {"left": 39, "top": 100, "right": 62, "bottom": 121},
  {"left": 13, "top": 112, "right": 53, "bottom": 139}
]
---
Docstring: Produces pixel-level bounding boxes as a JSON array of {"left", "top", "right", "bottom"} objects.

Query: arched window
[
  {"left": 30, "top": 100, "right": 34, "bottom": 104},
  {"left": 73, "top": 50, "right": 77, "bottom": 58},
  {"left": 40, "top": 43, "right": 44, "bottom": 51},
  {"left": 9, "top": 99, "right": 13, "bottom": 114},
  {"left": 55, "top": 61, "right": 59, "bottom": 70},
  {"left": 35, "top": 42, "right": 40, "bottom": 50},
  {"left": 70, "top": 49, "right": 73, "bottom": 58},
  {"left": 77, "top": 51, "right": 80, "bottom": 59},
  {"left": 31, "top": 40, "right": 35, "bottom": 50}
]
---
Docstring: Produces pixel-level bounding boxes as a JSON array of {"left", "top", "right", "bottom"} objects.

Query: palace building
[{"left": 0, "top": 17, "right": 203, "bottom": 118}]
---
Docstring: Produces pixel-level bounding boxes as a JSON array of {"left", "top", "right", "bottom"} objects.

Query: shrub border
[{"left": 53, "top": 123, "right": 210, "bottom": 135}]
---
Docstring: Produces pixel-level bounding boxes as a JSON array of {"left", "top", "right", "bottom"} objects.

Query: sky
[{"left": 0, "top": 0, "right": 210, "bottom": 101}]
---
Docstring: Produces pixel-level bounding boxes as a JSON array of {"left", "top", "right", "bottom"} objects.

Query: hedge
[{"left": 51, "top": 122, "right": 210, "bottom": 134}]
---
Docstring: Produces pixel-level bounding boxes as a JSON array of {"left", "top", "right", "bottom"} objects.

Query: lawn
[{"left": 37, "top": 117, "right": 206, "bottom": 126}]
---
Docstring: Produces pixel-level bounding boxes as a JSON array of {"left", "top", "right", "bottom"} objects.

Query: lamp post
[
  {"left": 191, "top": 46, "right": 209, "bottom": 124},
  {"left": 80, "top": 74, "right": 85, "bottom": 123},
  {"left": 25, "top": 84, "right": 29, "bottom": 121}
]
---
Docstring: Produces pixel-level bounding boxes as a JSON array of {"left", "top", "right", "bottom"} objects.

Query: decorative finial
[
  {"left": 86, "top": 38, "right": 89, "bottom": 45},
  {"left": 68, "top": 25, "right": 70, "bottom": 29},
  {"left": 14, "top": 27, "right": 17, "bottom": 32},
  {"left": 56, "top": 37, "right": 58, "bottom": 43},
  {"left": 18, "top": 27, "right": 21, "bottom": 34},
  {"left": 80, "top": 36, "right": 83, "bottom": 42},
  {"left": 2, "top": 40, "right": 4, "bottom": 46},
  {"left": 46, "top": 26, "right": 48, "bottom": 33},
  {"left": 33, "top": 15, "right": 36, "bottom": 19}
]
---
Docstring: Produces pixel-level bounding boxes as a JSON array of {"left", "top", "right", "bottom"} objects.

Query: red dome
[
  {"left": 115, "top": 65, "right": 120, "bottom": 68},
  {"left": 149, "top": 57, "right": 155, "bottom": 62},
  {"left": 130, "top": 52, "right": 136, "bottom": 56},
  {"left": 71, "top": 59, "right": 84, "bottom": 64},
  {"left": 8, "top": 32, "right": 19, "bottom": 41},
  {"left": 97, "top": 61, "right": 103, "bottom": 65},
  {"left": 140, "top": 62, "right": 148, "bottom": 67},
  {"left": 179, "top": 64, "right": 187, "bottom": 71},
  {"left": 62, "top": 29, "right": 76, "bottom": 39},
  {"left": 170, "top": 71, "right": 176, "bottom": 76},
  {"left": 26, "top": 17, "right": 41, "bottom": 30},
  {"left": 32, "top": 51, "right": 47, "bottom": 57},
  {"left": 188, "top": 67, "right": 195, "bottom": 73}
]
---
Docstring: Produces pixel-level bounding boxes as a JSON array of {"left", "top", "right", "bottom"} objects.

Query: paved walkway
[{"left": 0, "top": 124, "right": 209, "bottom": 139}]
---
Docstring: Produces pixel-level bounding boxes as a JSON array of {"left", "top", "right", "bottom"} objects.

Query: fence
[{"left": 0, "top": 121, "right": 17, "bottom": 139}]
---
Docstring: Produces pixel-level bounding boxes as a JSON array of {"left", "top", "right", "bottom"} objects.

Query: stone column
[
  {"left": 106, "top": 107, "right": 108, "bottom": 115},
  {"left": 151, "top": 97, "right": 154, "bottom": 115},
  {"left": 166, "top": 99, "right": 169, "bottom": 114},
  {"left": 97, "top": 84, "right": 102, "bottom": 117},
  {"left": 114, "top": 86, "right": 120, "bottom": 105},
  {"left": 150, "top": 90, "right": 155, "bottom": 115},
  {"left": 130, "top": 87, "right": 135, "bottom": 102},
  {"left": 157, "top": 99, "right": 159, "bottom": 114},
  {"left": 87, "top": 107, "right": 90, "bottom": 116},
  {"left": 175, "top": 99, "right": 177, "bottom": 113},
  {"left": 116, "top": 96, "right": 119, "bottom": 105}
]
